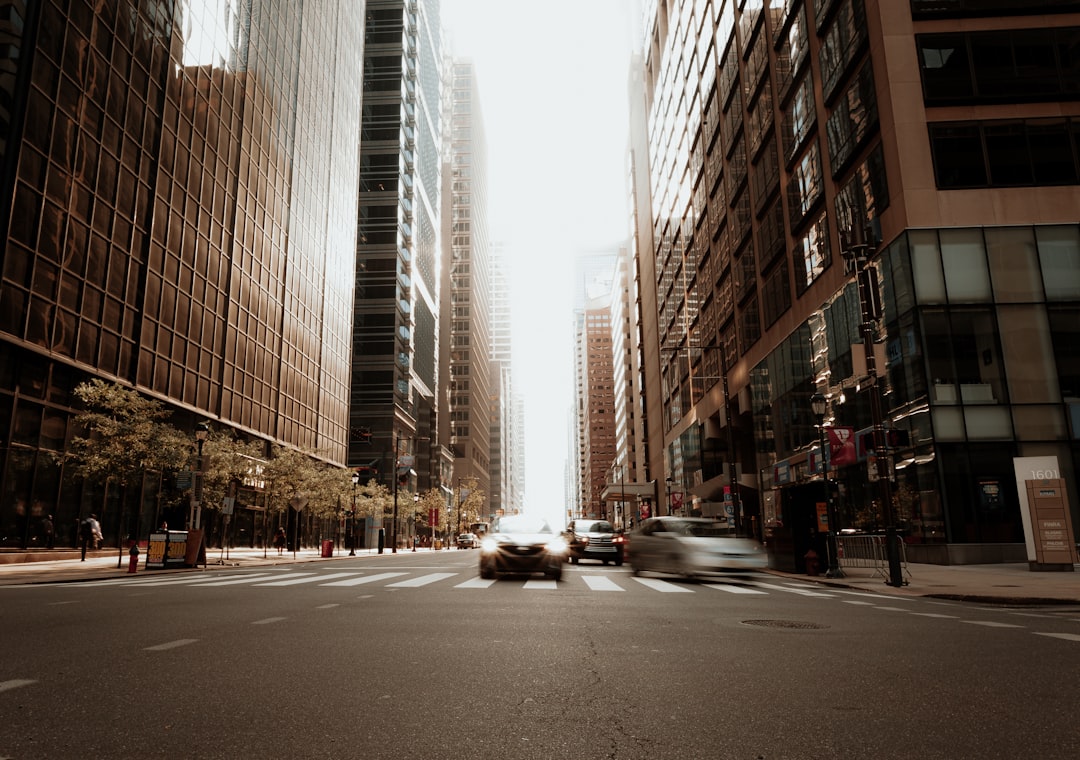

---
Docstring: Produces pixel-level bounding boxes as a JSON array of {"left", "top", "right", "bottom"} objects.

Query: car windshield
[
  {"left": 495, "top": 515, "right": 552, "bottom": 534},
  {"left": 580, "top": 521, "right": 614, "bottom": 533}
]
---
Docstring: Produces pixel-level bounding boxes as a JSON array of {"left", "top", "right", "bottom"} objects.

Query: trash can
[{"left": 320, "top": 540, "right": 334, "bottom": 558}]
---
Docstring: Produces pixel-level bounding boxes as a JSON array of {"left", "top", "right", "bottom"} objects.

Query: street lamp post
[
  {"left": 842, "top": 224, "right": 903, "bottom": 588},
  {"left": 349, "top": 470, "right": 359, "bottom": 556},
  {"left": 193, "top": 421, "right": 209, "bottom": 530},
  {"left": 811, "top": 393, "right": 844, "bottom": 578}
]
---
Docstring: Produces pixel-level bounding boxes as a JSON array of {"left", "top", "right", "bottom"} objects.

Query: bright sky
[{"left": 441, "top": 0, "right": 640, "bottom": 521}]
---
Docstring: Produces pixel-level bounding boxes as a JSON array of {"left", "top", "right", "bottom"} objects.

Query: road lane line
[
  {"left": 582, "top": 576, "right": 624, "bottom": 591},
  {"left": 316, "top": 604, "right": 340, "bottom": 609},
  {"left": 252, "top": 617, "right": 287, "bottom": 625},
  {"left": 632, "top": 578, "right": 694, "bottom": 593},
  {"left": 0, "top": 680, "right": 36, "bottom": 693},
  {"left": 704, "top": 582, "right": 767, "bottom": 594},
  {"left": 185, "top": 573, "right": 289, "bottom": 587},
  {"left": 320, "top": 572, "right": 408, "bottom": 587},
  {"left": 523, "top": 579, "right": 558, "bottom": 590},
  {"left": 843, "top": 600, "right": 876, "bottom": 606},
  {"left": 455, "top": 578, "right": 496, "bottom": 588},
  {"left": 961, "top": 620, "right": 1024, "bottom": 628},
  {"left": 254, "top": 572, "right": 363, "bottom": 586},
  {"left": 386, "top": 573, "right": 457, "bottom": 588},
  {"left": 1034, "top": 632, "right": 1080, "bottom": 642},
  {"left": 911, "top": 612, "right": 959, "bottom": 618},
  {"left": 144, "top": 639, "right": 198, "bottom": 651},
  {"left": 750, "top": 581, "right": 835, "bottom": 597}
]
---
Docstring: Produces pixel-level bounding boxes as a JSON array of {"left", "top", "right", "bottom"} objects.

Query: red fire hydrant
[
  {"left": 127, "top": 541, "right": 140, "bottom": 573},
  {"left": 804, "top": 548, "right": 820, "bottom": 577}
]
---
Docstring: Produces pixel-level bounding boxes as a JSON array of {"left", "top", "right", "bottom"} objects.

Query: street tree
[{"left": 64, "top": 380, "right": 191, "bottom": 550}]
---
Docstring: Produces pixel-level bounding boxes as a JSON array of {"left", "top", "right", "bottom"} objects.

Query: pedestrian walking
[
  {"left": 273, "top": 526, "right": 286, "bottom": 555},
  {"left": 79, "top": 514, "right": 100, "bottom": 561},
  {"left": 43, "top": 514, "right": 54, "bottom": 549}
]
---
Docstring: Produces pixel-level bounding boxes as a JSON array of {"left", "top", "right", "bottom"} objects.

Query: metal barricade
[{"left": 836, "top": 534, "right": 911, "bottom": 583}]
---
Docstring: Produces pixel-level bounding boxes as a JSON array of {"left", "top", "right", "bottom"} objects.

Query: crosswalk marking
[
  {"left": 523, "top": 579, "right": 558, "bottom": 590},
  {"left": 199, "top": 572, "right": 315, "bottom": 587},
  {"left": 962, "top": 620, "right": 1024, "bottom": 628},
  {"left": 1034, "top": 632, "right": 1080, "bottom": 642},
  {"left": 750, "top": 581, "right": 835, "bottom": 598},
  {"left": 254, "top": 572, "right": 362, "bottom": 586},
  {"left": 704, "top": 582, "right": 767, "bottom": 594},
  {"left": 455, "top": 578, "right": 496, "bottom": 588},
  {"left": 0, "top": 679, "right": 37, "bottom": 693},
  {"left": 632, "top": 577, "right": 694, "bottom": 593},
  {"left": 319, "top": 572, "right": 408, "bottom": 587},
  {"left": 582, "top": 576, "right": 624, "bottom": 591},
  {"left": 387, "top": 573, "right": 457, "bottom": 588}
]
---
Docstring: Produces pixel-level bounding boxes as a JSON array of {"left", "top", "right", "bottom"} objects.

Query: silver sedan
[{"left": 629, "top": 517, "right": 767, "bottom": 579}]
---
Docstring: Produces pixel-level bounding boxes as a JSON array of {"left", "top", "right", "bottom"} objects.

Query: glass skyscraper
[{"left": 0, "top": 0, "right": 362, "bottom": 549}]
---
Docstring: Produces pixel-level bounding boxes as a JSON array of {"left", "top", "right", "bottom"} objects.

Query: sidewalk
[{"left": 1, "top": 546, "right": 1078, "bottom": 604}]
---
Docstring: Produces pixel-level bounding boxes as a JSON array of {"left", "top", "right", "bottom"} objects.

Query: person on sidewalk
[
  {"left": 79, "top": 514, "right": 100, "bottom": 561},
  {"left": 43, "top": 515, "right": 54, "bottom": 549},
  {"left": 273, "top": 527, "right": 286, "bottom": 556}
]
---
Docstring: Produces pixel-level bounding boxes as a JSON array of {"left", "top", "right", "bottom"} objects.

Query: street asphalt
[{"left": 1, "top": 544, "right": 1078, "bottom": 604}]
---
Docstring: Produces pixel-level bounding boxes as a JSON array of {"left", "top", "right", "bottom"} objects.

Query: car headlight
[
  {"left": 480, "top": 538, "right": 498, "bottom": 553},
  {"left": 545, "top": 537, "right": 568, "bottom": 554}
]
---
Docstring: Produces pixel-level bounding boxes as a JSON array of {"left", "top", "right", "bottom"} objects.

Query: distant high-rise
[
  {"left": 0, "top": 1, "right": 362, "bottom": 548},
  {"left": 439, "top": 59, "right": 492, "bottom": 509},
  {"left": 489, "top": 241, "right": 522, "bottom": 515},
  {"left": 352, "top": 0, "right": 445, "bottom": 499}
]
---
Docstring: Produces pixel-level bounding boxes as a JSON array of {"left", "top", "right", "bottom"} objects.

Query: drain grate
[{"left": 742, "top": 619, "right": 829, "bottom": 630}]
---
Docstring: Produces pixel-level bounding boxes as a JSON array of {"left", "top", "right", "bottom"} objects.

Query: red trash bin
[{"left": 321, "top": 540, "right": 334, "bottom": 557}]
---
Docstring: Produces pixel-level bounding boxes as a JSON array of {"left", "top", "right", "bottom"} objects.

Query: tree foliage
[{"left": 66, "top": 380, "right": 191, "bottom": 488}]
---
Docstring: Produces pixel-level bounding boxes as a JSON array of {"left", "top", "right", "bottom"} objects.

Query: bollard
[{"left": 128, "top": 542, "right": 140, "bottom": 573}]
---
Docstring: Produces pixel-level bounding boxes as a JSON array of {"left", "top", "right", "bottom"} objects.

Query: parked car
[
  {"left": 456, "top": 533, "right": 479, "bottom": 549},
  {"left": 563, "top": 518, "right": 625, "bottom": 565},
  {"left": 628, "top": 516, "right": 767, "bottom": 579},
  {"left": 479, "top": 514, "right": 567, "bottom": 581}
]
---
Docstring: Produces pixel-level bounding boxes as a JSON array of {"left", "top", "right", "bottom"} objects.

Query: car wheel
[
  {"left": 630, "top": 561, "right": 642, "bottom": 576},
  {"left": 570, "top": 556, "right": 578, "bottom": 564},
  {"left": 479, "top": 561, "right": 495, "bottom": 580},
  {"left": 547, "top": 568, "right": 563, "bottom": 582},
  {"left": 615, "top": 554, "right": 624, "bottom": 567}
]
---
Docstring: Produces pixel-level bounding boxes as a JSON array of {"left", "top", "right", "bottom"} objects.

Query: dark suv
[{"left": 564, "top": 519, "right": 625, "bottom": 565}]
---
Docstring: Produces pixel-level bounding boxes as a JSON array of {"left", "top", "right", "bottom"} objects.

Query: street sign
[
  {"left": 290, "top": 496, "right": 308, "bottom": 512},
  {"left": 222, "top": 497, "right": 235, "bottom": 516},
  {"left": 176, "top": 470, "right": 192, "bottom": 490},
  {"left": 724, "top": 503, "right": 734, "bottom": 516}
]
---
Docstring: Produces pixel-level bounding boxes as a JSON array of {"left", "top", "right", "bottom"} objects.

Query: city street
[{"left": 2, "top": 550, "right": 1079, "bottom": 759}]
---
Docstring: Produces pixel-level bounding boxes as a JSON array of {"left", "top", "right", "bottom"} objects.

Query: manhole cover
[{"left": 742, "top": 619, "right": 829, "bottom": 630}]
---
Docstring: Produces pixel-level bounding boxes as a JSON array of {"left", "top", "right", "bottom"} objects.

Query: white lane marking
[
  {"left": 961, "top": 620, "right": 1024, "bottom": 628},
  {"left": 144, "top": 639, "right": 197, "bottom": 651},
  {"left": 705, "top": 582, "right": 767, "bottom": 594},
  {"left": 188, "top": 573, "right": 292, "bottom": 587},
  {"left": 0, "top": 679, "right": 37, "bottom": 693},
  {"left": 523, "top": 579, "right": 558, "bottom": 590},
  {"left": 320, "top": 572, "right": 408, "bottom": 587},
  {"left": 455, "top": 578, "right": 496, "bottom": 588},
  {"left": 85, "top": 573, "right": 260, "bottom": 587},
  {"left": 1034, "top": 632, "right": 1080, "bottom": 642},
  {"left": 316, "top": 604, "right": 340, "bottom": 609},
  {"left": 911, "top": 612, "right": 959, "bottom": 619},
  {"left": 582, "top": 575, "right": 624, "bottom": 591},
  {"left": 254, "top": 572, "right": 362, "bottom": 587},
  {"left": 750, "top": 581, "right": 835, "bottom": 598},
  {"left": 1011, "top": 612, "right": 1055, "bottom": 619},
  {"left": 386, "top": 573, "right": 457, "bottom": 588},
  {"left": 252, "top": 617, "right": 287, "bottom": 625},
  {"left": 835, "top": 590, "right": 915, "bottom": 601},
  {"left": 632, "top": 577, "right": 694, "bottom": 593},
  {"left": 843, "top": 600, "right": 876, "bottom": 606},
  {"left": 875, "top": 607, "right": 911, "bottom": 612}
]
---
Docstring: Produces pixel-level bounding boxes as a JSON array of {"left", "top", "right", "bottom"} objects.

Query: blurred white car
[{"left": 629, "top": 517, "right": 767, "bottom": 579}]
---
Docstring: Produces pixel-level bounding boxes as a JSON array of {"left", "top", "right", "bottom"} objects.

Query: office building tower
[
  {"left": 439, "top": 59, "right": 492, "bottom": 506},
  {"left": 639, "top": 0, "right": 1080, "bottom": 566},
  {"left": 0, "top": 1, "right": 362, "bottom": 549},
  {"left": 352, "top": 0, "right": 445, "bottom": 501}
]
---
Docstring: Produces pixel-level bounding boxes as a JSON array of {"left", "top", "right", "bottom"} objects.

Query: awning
[{"left": 599, "top": 481, "right": 657, "bottom": 502}]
